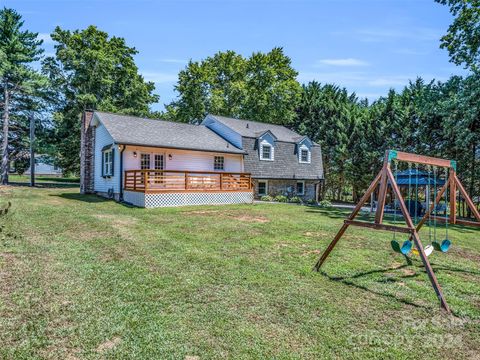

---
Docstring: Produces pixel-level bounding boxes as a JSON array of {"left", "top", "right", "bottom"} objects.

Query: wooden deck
[{"left": 124, "top": 170, "right": 253, "bottom": 193}]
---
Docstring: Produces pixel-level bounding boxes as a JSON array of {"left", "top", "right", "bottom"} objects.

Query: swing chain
[{"left": 445, "top": 167, "right": 449, "bottom": 239}]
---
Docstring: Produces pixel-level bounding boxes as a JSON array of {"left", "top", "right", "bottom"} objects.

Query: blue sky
[{"left": 2, "top": 0, "right": 467, "bottom": 111}]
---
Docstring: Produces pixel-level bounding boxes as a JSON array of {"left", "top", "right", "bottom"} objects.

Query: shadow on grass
[
  {"left": 9, "top": 181, "right": 79, "bottom": 189},
  {"left": 51, "top": 192, "right": 138, "bottom": 208},
  {"left": 52, "top": 192, "right": 108, "bottom": 203},
  {"left": 319, "top": 267, "right": 429, "bottom": 310},
  {"left": 318, "top": 259, "right": 478, "bottom": 315}
]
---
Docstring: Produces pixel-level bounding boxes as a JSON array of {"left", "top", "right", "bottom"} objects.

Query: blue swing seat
[{"left": 433, "top": 239, "right": 451, "bottom": 253}]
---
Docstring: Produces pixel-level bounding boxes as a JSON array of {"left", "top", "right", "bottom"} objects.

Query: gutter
[{"left": 119, "top": 144, "right": 126, "bottom": 201}]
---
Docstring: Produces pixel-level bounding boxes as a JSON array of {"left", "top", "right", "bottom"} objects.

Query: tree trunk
[{"left": 1, "top": 84, "right": 9, "bottom": 185}]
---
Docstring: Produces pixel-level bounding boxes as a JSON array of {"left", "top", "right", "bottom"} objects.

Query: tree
[
  {"left": 0, "top": 8, "right": 45, "bottom": 184},
  {"left": 436, "top": 0, "right": 480, "bottom": 72},
  {"left": 294, "top": 82, "right": 354, "bottom": 200},
  {"left": 166, "top": 47, "right": 301, "bottom": 125},
  {"left": 43, "top": 26, "right": 159, "bottom": 174}
]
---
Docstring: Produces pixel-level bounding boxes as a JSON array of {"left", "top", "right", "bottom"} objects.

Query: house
[
  {"left": 10, "top": 154, "right": 63, "bottom": 177},
  {"left": 80, "top": 111, "right": 253, "bottom": 208},
  {"left": 202, "top": 115, "right": 323, "bottom": 200},
  {"left": 24, "top": 156, "right": 63, "bottom": 177},
  {"left": 80, "top": 111, "right": 323, "bottom": 208}
]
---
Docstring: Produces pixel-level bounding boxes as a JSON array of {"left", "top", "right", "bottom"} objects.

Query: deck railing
[{"left": 124, "top": 169, "right": 252, "bottom": 193}]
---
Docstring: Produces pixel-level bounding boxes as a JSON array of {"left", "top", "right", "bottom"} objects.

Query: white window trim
[
  {"left": 260, "top": 141, "right": 274, "bottom": 161},
  {"left": 296, "top": 181, "right": 305, "bottom": 195},
  {"left": 103, "top": 149, "right": 113, "bottom": 177},
  {"left": 258, "top": 180, "right": 268, "bottom": 196},
  {"left": 298, "top": 145, "right": 311, "bottom": 164}
]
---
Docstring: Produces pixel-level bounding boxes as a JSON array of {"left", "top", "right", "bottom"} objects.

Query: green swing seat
[{"left": 391, "top": 239, "right": 412, "bottom": 255}]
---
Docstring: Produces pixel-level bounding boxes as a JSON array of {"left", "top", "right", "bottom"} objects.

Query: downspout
[{"left": 119, "top": 144, "right": 125, "bottom": 201}]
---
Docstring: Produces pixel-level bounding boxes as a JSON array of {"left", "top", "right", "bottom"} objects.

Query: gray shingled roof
[
  {"left": 209, "top": 115, "right": 312, "bottom": 143},
  {"left": 93, "top": 112, "right": 245, "bottom": 154}
]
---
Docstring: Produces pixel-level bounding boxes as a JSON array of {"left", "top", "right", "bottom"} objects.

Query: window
[
  {"left": 154, "top": 154, "right": 164, "bottom": 170},
  {"left": 102, "top": 149, "right": 113, "bottom": 177},
  {"left": 258, "top": 181, "right": 268, "bottom": 196},
  {"left": 296, "top": 181, "right": 305, "bottom": 195},
  {"left": 301, "top": 149, "right": 309, "bottom": 162},
  {"left": 261, "top": 144, "right": 272, "bottom": 160},
  {"left": 140, "top": 153, "right": 150, "bottom": 170},
  {"left": 299, "top": 146, "right": 311, "bottom": 163},
  {"left": 214, "top": 156, "right": 224, "bottom": 171}
]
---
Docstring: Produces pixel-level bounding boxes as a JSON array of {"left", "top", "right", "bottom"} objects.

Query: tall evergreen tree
[{"left": 0, "top": 7, "right": 46, "bottom": 184}]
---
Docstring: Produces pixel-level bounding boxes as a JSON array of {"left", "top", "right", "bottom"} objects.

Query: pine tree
[{"left": 0, "top": 7, "right": 46, "bottom": 184}]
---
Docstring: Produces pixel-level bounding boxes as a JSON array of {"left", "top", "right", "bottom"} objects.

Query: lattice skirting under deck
[{"left": 123, "top": 191, "right": 253, "bottom": 208}]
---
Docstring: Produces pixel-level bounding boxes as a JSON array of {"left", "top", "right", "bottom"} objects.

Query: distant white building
[{"left": 23, "top": 156, "right": 63, "bottom": 176}]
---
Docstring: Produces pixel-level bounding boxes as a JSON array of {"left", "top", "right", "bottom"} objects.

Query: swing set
[{"left": 314, "top": 150, "right": 480, "bottom": 313}]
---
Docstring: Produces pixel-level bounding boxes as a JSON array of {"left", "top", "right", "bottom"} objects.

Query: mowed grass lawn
[{"left": 0, "top": 186, "right": 479, "bottom": 359}]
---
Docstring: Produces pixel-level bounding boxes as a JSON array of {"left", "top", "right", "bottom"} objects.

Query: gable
[{"left": 258, "top": 131, "right": 276, "bottom": 146}]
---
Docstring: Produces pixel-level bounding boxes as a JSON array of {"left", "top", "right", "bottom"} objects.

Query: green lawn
[
  {"left": 9, "top": 174, "right": 80, "bottom": 184},
  {"left": 0, "top": 186, "right": 479, "bottom": 359}
]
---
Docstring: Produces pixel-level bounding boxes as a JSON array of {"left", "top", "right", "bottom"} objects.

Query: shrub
[
  {"left": 260, "top": 195, "right": 274, "bottom": 202},
  {"left": 289, "top": 196, "right": 301, "bottom": 203},
  {"left": 318, "top": 200, "right": 332, "bottom": 208},
  {"left": 306, "top": 198, "right": 317, "bottom": 205},
  {"left": 274, "top": 195, "right": 288, "bottom": 202}
]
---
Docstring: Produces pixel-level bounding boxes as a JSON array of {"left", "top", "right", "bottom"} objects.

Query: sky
[{"left": 2, "top": 0, "right": 468, "bottom": 111}]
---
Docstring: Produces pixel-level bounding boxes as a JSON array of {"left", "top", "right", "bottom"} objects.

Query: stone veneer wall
[
  {"left": 80, "top": 111, "right": 95, "bottom": 194},
  {"left": 252, "top": 179, "right": 319, "bottom": 201}
]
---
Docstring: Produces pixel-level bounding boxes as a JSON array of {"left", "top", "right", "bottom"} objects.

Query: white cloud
[
  {"left": 354, "top": 27, "right": 441, "bottom": 43},
  {"left": 37, "top": 33, "right": 53, "bottom": 44},
  {"left": 367, "top": 76, "right": 412, "bottom": 87},
  {"left": 141, "top": 71, "right": 178, "bottom": 83},
  {"left": 392, "top": 48, "right": 429, "bottom": 56},
  {"left": 159, "top": 58, "right": 188, "bottom": 64},
  {"left": 316, "top": 58, "right": 369, "bottom": 67},
  {"left": 297, "top": 71, "right": 367, "bottom": 85}
]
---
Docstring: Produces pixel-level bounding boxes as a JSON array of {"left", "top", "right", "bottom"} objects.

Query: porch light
[
  {"left": 133, "top": 151, "right": 137, "bottom": 158},
  {"left": 168, "top": 154, "right": 172, "bottom": 160}
]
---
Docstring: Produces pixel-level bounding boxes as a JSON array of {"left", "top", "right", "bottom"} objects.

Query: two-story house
[
  {"left": 203, "top": 115, "right": 324, "bottom": 201},
  {"left": 80, "top": 111, "right": 324, "bottom": 208}
]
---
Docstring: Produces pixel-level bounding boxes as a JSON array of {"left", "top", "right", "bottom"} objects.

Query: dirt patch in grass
[
  {"left": 449, "top": 246, "right": 480, "bottom": 262},
  {"left": 93, "top": 214, "right": 138, "bottom": 241},
  {"left": 301, "top": 249, "right": 322, "bottom": 256},
  {"left": 229, "top": 214, "right": 269, "bottom": 223},
  {"left": 94, "top": 214, "right": 138, "bottom": 226},
  {"left": 96, "top": 336, "right": 121, "bottom": 353},
  {"left": 184, "top": 210, "right": 220, "bottom": 215},
  {"left": 303, "top": 231, "right": 329, "bottom": 238}
]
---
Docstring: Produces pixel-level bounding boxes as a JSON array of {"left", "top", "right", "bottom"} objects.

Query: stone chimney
[{"left": 80, "top": 110, "right": 95, "bottom": 194}]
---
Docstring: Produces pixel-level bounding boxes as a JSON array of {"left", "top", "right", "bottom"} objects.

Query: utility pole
[{"left": 29, "top": 114, "right": 35, "bottom": 187}]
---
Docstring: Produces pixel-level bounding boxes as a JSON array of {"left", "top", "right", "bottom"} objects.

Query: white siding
[
  {"left": 24, "top": 162, "right": 62, "bottom": 176},
  {"left": 123, "top": 146, "right": 243, "bottom": 173},
  {"left": 94, "top": 123, "right": 120, "bottom": 194}
]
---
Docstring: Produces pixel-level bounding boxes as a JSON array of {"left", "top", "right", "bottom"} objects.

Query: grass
[
  {"left": 0, "top": 185, "right": 479, "bottom": 359},
  {"left": 9, "top": 174, "right": 80, "bottom": 184}
]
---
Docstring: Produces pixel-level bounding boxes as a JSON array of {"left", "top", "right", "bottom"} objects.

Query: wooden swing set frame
[{"left": 314, "top": 150, "right": 480, "bottom": 314}]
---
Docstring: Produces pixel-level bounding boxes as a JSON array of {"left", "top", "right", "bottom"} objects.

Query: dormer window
[
  {"left": 258, "top": 132, "right": 276, "bottom": 161},
  {"left": 301, "top": 149, "right": 309, "bottom": 162},
  {"left": 261, "top": 144, "right": 272, "bottom": 160},
  {"left": 298, "top": 144, "right": 311, "bottom": 164}
]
